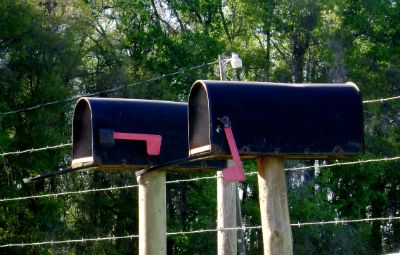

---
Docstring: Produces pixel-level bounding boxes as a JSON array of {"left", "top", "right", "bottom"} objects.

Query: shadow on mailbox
[
  {"left": 72, "top": 97, "right": 224, "bottom": 171},
  {"left": 188, "top": 80, "right": 364, "bottom": 160}
]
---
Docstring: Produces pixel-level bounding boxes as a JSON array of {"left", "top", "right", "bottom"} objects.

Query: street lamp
[
  {"left": 219, "top": 53, "right": 242, "bottom": 81},
  {"left": 230, "top": 53, "right": 243, "bottom": 69}
]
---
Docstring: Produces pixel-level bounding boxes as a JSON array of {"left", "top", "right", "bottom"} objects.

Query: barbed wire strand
[
  {"left": 1, "top": 155, "right": 399, "bottom": 203},
  {"left": 363, "top": 95, "right": 400, "bottom": 104},
  {"left": 292, "top": 216, "right": 400, "bottom": 227},
  {"left": 166, "top": 175, "right": 218, "bottom": 184},
  {"left": 166, "top": 226, "right": 263, "bottom": 236},
  {"left": 0, "top": 58, "right": 398, "bottom": 116},
  {"left": 285, "top": 156, "right": 400, "bottom": 172},
  {"left": 2, "top": 216, "right": 399, "bottom": 248},
  {"left": 0, "top": 234, "right": 139, "bottom": 248},
  {"left": 168, "top": 216, "right": 400, "bottom": 236},
  {"left": 0, "top": 184, "right": 139, "bottom": 202},
  {"left": 0, "top": 61, "right": 218, "bottom": 116},
  {"left": 244, "top": 155, "right": 400, "bottom": 176},
  {"left": 0, "top": 175, "right": 219, "bottom": 202},
  {"left": 0, "top": 143, "right": 72, "bottom": 157}
]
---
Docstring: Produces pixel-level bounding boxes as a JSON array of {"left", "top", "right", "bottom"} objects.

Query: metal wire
[
  {"left": 0, "top": 176, "right": 219, "bottom": 202},
  {"left": 170, "top": 216, "right": 400, "bottom": 235},
  {"left": 292, "top": 216, "right": 400, "bottom": 227},
  {"left": 2, "top": 216, "right": 399, "bottom": 248},
  {"left": 363, "top": 95, "right": 400, "bottom": 104},
  {"left": 167, "top": 226, "right": 262, "bottom": 236},
  {"left": 0, "top": 234, "right": 139, "bottom": 248},
  {"left": 284, "top": 156, "right": 400, "bottom": 172},
  {"left": 244, "top": 155, "right": 400, "bottom": 176},
  {"left": 1, "top": 155, "right": 399, "bottom": 203},
  {"left": 166, "top": 175, "right": 218, "bottom": 184},
  {"left": 1, "top": 60, "right": 398, "bottom": 116},
  {"left": 0, "top": 143, "right": 72, "bottom": 157},
  {"left": 0, "top": 184, "right": 139, "bottom": 202},
  {"left": 0, "top": 61, "right": 218, "bottom": 116}
]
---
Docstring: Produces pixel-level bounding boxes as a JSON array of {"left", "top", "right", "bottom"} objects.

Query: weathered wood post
[
  {"left": 257, "top": 157, "right": 292, "bottom": 254},
  {"left": 137, "top": 170, "right": 167, "bottom": 255},
  {"left": 217, "top": 161, "right": 237, "bottom": 255}
]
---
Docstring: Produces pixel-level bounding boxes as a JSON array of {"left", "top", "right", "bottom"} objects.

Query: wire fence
[
  {"left": 363, "top": 95, "right": 400, "bottom": 104},
  {"left": 0, "top": 235, "right": 139, "bottom": 248},
  {"left": 1, "top": 155, "right": 399, "bottom": 203},
  {"left": 1, "top": 216, "right": 399, "bottom": 248},
  {"left": 1, "top": 73, "right": 400, "bottom": 250},
  {"left": 284, "top": 156, "right": 400, "bottom": 172},
  {"left": 0, "top": 175, "right": 218, "bottom": 202},
  {"left": 0, "top": 143, "right": 72, "bottom": 157},
  {"left": 0, "top": 184, "right": 139, "bottom": 202}
]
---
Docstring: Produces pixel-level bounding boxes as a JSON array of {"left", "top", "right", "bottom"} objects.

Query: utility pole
[{"left": 217, "top": 53, "right": 245, "bottom": 255}]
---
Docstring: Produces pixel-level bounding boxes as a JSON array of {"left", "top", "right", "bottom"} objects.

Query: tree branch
[{"left": 150, "top": 0, "right": 177, "bottom": 33}]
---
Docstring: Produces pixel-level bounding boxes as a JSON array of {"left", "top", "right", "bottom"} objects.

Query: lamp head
[{"left": 230, "top": 53, "right": 242, "bottom": 69}]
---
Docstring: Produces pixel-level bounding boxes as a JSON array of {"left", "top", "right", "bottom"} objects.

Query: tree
[
  {"left": 1, "top": 0, "right": 400, "bottom": 253},
  {"left": 0, "top": 1, "right": 88, "bottom": 254}
]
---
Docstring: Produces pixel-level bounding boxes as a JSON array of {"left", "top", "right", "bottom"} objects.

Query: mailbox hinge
[{"left": 218, "top": 116, "right": 246, "bottom": 182}]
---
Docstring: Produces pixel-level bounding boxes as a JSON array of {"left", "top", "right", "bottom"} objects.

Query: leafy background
[{"left": 0, "top": 0, "right": 399, "bottom": 254}]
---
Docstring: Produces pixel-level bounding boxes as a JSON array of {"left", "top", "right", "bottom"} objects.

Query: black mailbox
[
  {"left": 72, "top": 97, "right": 224, "bottom": 171},
  {"left": 188, "top": 80, "right": 364, "bottom": 160}
]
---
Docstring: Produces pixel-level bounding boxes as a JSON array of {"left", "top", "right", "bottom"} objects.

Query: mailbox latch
[{"left": 218, "top": 117, "right": 246, "bottom": 182}]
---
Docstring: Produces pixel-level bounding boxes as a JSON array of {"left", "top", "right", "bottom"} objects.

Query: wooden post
[
  {"left": 217, "top": 162, "right": 237, "bottom": 255},
  {"left": 137, "top": 170, "right": 167, "bottom": 255},
  {"left": 257, "top": 157, "right": 293, "bottom": 255}
]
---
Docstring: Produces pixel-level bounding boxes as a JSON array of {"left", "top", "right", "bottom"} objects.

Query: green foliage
[
  {"left": 1, "top": 0, "right": 400, "bottom": 254},
  {"left": 167, "top": 172, "right": 218, "bottom": 254}
]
